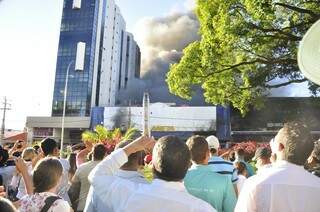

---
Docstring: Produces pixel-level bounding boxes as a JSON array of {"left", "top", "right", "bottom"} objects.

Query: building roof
[{"left": 4, "top": 130, "right": 27, "bottom": 142}]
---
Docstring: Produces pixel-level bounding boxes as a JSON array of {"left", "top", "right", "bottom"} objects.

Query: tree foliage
[
  {"left": 81, "top": 125, "right": 138, "bottom": 153},
  {"left": 167, "top": 0, "right": 320, "bottom": 113}
]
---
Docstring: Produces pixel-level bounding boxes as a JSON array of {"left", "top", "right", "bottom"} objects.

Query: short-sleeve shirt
[
  {"left": 57, "top": 158, "right": 70, "bottom": 202},
  {"left": 73, "top": 160, "right": 100, "bottom": 211},
  {"left": 20, "top": 192, "right": 70, "bottom": 212},
  {"left": 184, "top": 164, "right": 237, "bottom": 212},
  {"left": 208, "top": 156, "right": 238, "bottom": 184},
  {"left": 0, "top": 166, "right": 15, "bottom": 190}
]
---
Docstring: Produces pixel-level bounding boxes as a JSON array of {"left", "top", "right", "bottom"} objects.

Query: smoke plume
[{"left": 118, "top": 12, "right": 207, "bottom": 106}]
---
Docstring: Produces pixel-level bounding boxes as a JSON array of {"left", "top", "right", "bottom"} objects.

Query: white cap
[{"left": 206, "top": 135, "right": 220, "bottom": 150}]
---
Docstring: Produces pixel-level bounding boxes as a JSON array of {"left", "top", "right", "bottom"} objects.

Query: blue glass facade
[{"left": 52, "top": 0, "right": 100, "bottom": 117}]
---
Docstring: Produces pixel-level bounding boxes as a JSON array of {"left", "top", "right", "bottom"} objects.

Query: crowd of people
[{"left": 0, "top": 121, "right": 319, "bottom": 212}]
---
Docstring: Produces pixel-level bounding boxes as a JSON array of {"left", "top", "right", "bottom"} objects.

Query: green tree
[
  {"left": 167, "top": 0, "right": 320, "bottom": 113},
  {"left": 81, "top": 125, "right": 138, "bottom": 153}
]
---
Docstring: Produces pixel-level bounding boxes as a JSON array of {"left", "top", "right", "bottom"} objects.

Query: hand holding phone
[{"left": 0, "top": 186, "right": 6, "bottom": 198}]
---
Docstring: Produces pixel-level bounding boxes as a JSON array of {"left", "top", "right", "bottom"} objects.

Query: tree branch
[
  {"left": 248, "top": 23, "right": 302, "bottom": 41},
  {"left": 265, "top": 78, "right": 308, "bottom": 88},
  {"left": 274, "top": 2, "right": 320, "bottom": 18},
  {"left": 202, "top": 60, "right": 261, "bottom": 77}
]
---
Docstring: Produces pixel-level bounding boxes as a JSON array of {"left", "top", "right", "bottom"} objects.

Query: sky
[
  {"left": 0, "top": 0, "right": 312, "bottom": 131},
  {"left": 0, "top": 0, "right": 195, "bottom": 130}
]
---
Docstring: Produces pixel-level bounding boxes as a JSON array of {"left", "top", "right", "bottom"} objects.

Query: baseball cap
[
  {"left": 253, "top": 147, "right": 271, "bottom": 161},
  {"left": 206, "top": 135, "right": 220, "bottom": 150}
]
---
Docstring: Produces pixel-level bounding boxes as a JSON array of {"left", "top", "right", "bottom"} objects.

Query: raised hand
[
  {"left": 124, "top": 136, "right": 156, "bottom": 156},
  {"left": 14, "top": 157, "right": 28, "bottom": 175},
  {"left": 0, "top": 186, "right": 6, "bottom": 197}
]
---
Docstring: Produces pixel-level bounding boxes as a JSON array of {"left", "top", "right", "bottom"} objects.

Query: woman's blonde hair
[{"left": 22, "top": 147, "right": 36, "bottom": 162}]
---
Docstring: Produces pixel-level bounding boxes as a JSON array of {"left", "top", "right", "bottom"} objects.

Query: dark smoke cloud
[{"left": 118, "top": 12, "right": 208, "bottom": 106}]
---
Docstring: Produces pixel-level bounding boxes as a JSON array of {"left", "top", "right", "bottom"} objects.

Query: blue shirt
[
  {"left": 208, "top": 156, "right": 238, "bottom": 184},
  {"left": 184, "top": 164, "right": 237, "bottom": 212}
]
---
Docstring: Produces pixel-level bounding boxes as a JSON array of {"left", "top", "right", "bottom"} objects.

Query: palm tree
[{"left": 81, "top": 125, "right": 138, "bottom": 154}]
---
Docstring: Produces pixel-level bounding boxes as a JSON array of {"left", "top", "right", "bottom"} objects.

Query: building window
[{"left": 72, "top": 0, "right": 82, "bottom": 9}]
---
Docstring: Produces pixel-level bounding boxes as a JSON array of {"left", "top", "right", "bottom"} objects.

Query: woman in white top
[
  {"left": 10, "top": 148, "right": 36, "bottom": 199},
  {"left": 19, "top": 157, "right": 72, "bottom": 212},
  {"left": 234, "top": 161, "right": 248, "bottom": 193}
]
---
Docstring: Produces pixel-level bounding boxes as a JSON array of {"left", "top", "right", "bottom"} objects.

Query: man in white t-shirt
[
  {"left": 235, "top": 122, "right": 320, "bottom": 212},
  {"left": 40, "top": 138, "right": 70, "bottom": 203}
]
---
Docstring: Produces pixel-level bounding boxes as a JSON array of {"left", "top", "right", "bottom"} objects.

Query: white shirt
[
  {"left": 256, "top": 163, "right": 272, "bottom": 175},
  {"left": 85, "top": 149, "right": 215, "bottom": 212},
  {"left": 11, "top": 161, "right": 33, "bottom": 199},
  {"left": 72, "top": 160, "right": 100, "bottom": 211},
  {"left": 0, "top": 165, "right": 15, "bottom": 189},
  {"left": 235, "top": 161, "right": 320, "bottom": 212},
  {"left": 85, "top": 149, "right": 148, "bottom": 212},
  {"left": 236, "top": 174, "right": 246, "bottom": 193},
  {"left": 57, "top": 158, "right": 70, "bottom": 203},
  {"left": 121, "top": 179, "right": 216, "bottom": 212}
]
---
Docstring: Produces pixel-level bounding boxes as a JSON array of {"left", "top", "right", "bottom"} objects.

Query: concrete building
[
  {"left": 122, "top": 32, "right": 141, "bottom": 89},
  {"left": 91, "top": 103, "right": 217, "bottom": 132},
  {"left": 26, "top": 117, "right": 90, "bottom": 144},
  {"left": 96, "top": 4, "right": 127, "bottom": 107}
]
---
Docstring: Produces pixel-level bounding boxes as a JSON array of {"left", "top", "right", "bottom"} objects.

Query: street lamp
[
  {"left": 60, "top": 42, "right": 86, "bottom": 158},
  {"left": 60, "top": 60, "right": 74, "bottom": 158}
]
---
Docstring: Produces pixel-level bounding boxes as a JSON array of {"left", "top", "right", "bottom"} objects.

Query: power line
[{"left": 0, "top": 97, "right": 12, "bottom": 144}]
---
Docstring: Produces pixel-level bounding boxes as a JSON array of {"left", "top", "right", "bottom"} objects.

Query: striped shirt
[{"left": 208, "top": 156, "right": 238, "bottom": 184}]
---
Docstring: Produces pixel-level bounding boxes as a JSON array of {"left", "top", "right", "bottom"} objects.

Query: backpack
[{"left": 40, "top": 196, "right": 62, "bottom": 212}]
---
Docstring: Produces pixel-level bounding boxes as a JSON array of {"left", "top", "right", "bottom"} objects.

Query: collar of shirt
[
  {"left": 273, "top": 160, "right": 303, "bottom": 169},
  {"left": 151, "top": 179, "right": 186, "bottom": 192},
  {"left": 115, "top": 169, "right": 144, "bottom": 179},
  {"left": 257, "top": 164, "right": 272, "bottom": 174},
  {"left": 190, "top": 163, "right": 211, "bottom": 171},
  {"left": 209, "top": 156, "right": 223, "bottom": 162}
]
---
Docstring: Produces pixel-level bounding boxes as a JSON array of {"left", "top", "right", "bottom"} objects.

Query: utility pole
[
  {"left": 128, "top": 100, "right": 131, "bottom": 129},
  {"left": 0, "top": 97, "right": 11, "bottom": 145}
]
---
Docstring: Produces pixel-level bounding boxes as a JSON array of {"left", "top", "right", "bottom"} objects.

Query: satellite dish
[{"left": 298, "top": 19, "right": 320, "bottom": 85}]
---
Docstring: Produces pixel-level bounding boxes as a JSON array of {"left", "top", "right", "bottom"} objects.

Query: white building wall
[
  {"left": 119, "top": 32, "right": 128, "bottom": 90},
  {"left": 109, "top": 6, "right": 126, "bottom": 106},
  {"left": 98, "top": 0, "right": 116, "bottom": 107},
  {"left": 103, "top": 103, "right": 216, "bottom": 131},
  {"left": 122, "top": 33, "right": 139, "bottom": 89},
  {"left": 98, "top": 3, "right": 126, "bottom": 107},
  {"left": 128, "top": 36, "right": 138, "bottom": 80},
  {"left": 91, "top": 0, "right": 105, "bottom": 107},
  {"left": 93, "top": 0, "right": 138, "bottom": 106}
]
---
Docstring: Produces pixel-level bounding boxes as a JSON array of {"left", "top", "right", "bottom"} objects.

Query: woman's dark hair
[
  {"left": 152, "top": 136, "right": 191, "bottom": 182},
  {"left": 0, "top": 197, "right": 16, "bottom": 212},
  {"left": 33, "top": 158, "right": 63, "bottom": 193},
  {"left": 68, "top": 153, "right": 77, "bottom": 176},
  {"left": 234, "top": 161, "right": 247, "bottom": 175},
  {"left": 92, "top": 144, "right": 107, "bottom": 161},
  {"left": 0, "top": 148, "right": 9, "bottom": 167}
]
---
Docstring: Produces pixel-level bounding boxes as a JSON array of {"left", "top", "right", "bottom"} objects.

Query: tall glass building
[
  {"left": 52, "top": 0, "right": 140, "bottom": 117},
  {"left": 52, "top": 0, "right": 99, "bottom": 117}
]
